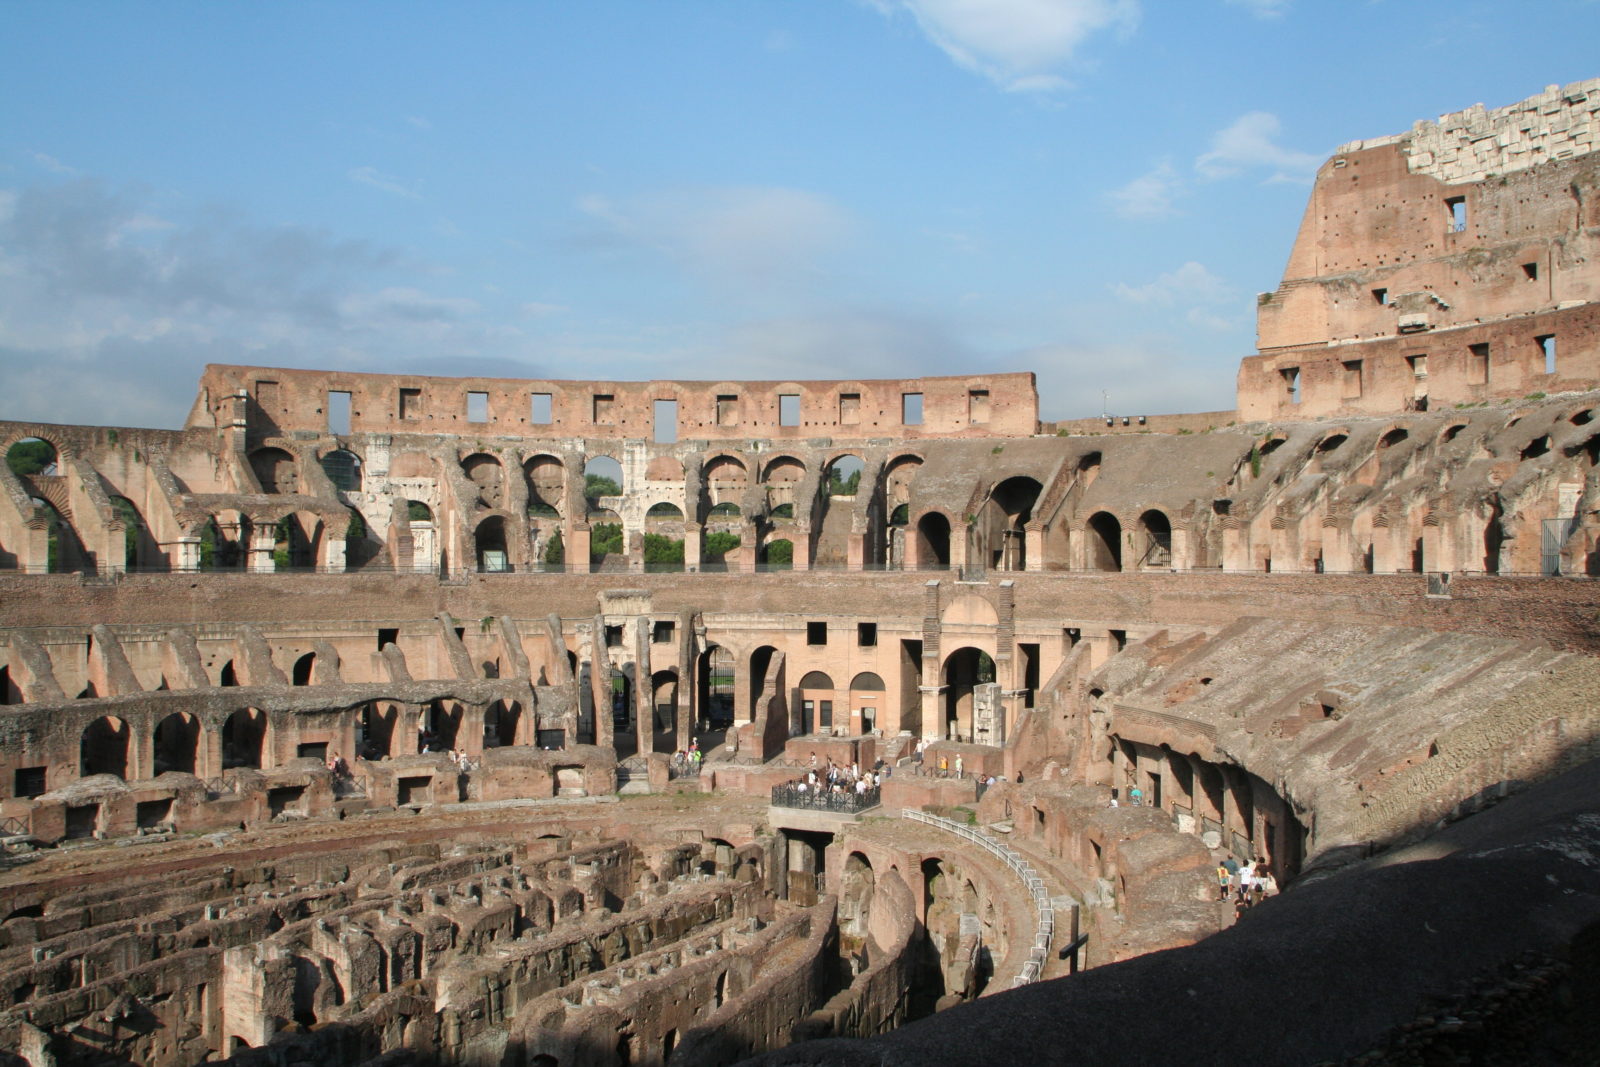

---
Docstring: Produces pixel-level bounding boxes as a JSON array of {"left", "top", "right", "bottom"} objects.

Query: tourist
[
  {"left": 1216, "top": 862, "right": 1231, "bottom": 900},
  {"left": 954, "top": 754, "right": 964, "bottom": 778},
  {"left": 938, "top": 755, "right": 948, "bottom": 776},
  {"left": 1128, "top": 784, "right": 1143, "bottom": 806}
]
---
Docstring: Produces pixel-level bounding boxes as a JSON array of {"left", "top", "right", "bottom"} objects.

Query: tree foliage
[
  {"left": 543, "top": 530, "right": 564, "bottom": 565},
  {"left": 703, "top": 531, "right": 741, "bottom": 559},
  {"left": 589, "top": 522, "right": 623, "bottom": 561},
  {"left": 763, "top": 539, "right": 793, "bottom": 568},
  {"left": 827, "top": 468, "right": 861, "bottom": 497},
  {"left": 6, "top": 439, "right": 54, "bottom": 476},
  {"left": 585, "top": 473, "right": 622, "bottom": 500},
  {"left": 643, "top": 533, "right": 684, "bottom": 568}
]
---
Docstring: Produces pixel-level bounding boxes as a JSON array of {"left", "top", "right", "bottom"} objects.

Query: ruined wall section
[
  {"left": 189, "top": 364, "right": 1038, "bottom": 441},
  {"left": 1243, "top": 79, "right": 1600, "bottom": 420}
]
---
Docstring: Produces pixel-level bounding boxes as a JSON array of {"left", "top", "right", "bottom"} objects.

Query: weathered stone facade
[{"left": 2, "top": 79, "right": 1600, "bottom": 1067}]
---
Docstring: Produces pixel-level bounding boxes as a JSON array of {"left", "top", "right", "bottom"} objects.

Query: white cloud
[
  {"left": 520, "top": 301, "right": 566, "bottom": 318},
  {"left": 404, "top": 114, "right": 433, "bottom": 131},
  {"left": 1112, "top": 261, "right": 1231, "bottom": 306},
  {"left": 1226, "top": 0, "right": 1290, "bottom": 17},
  {"left": 573, "top": 186, "right": 854, "bottom": 292},
  {"left": 872, "top": 0, "right": 1139, "bottom": 92},
  {"left": 27, "top": 151, "right": 78, "bottom": 176},
  {"left": 1108, "top": 161, "right": 1182, "bottom": 219},
  {"left": 347, "top": 165, "right": 422, "bottom": 199},
  {"left": 0, "top": 179, "right": 531, "bottom": 427},
  {"left": 1195, "top": 111, "right": 1320, "bottom": 181}
]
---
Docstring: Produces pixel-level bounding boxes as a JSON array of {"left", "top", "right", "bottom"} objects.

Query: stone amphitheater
[{"left": 3, "top": 80, "right": 1600, "bottom": 1067}]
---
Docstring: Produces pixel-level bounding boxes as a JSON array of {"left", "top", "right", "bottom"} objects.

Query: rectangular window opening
[
  {"left": 399, "top": 387, "right": 423, "bottom": 420},
  {"left": 466, "top": 391, "right": 489, "bottom": 423},
  {"left": 716, "top": 394, "right": 738, "bottom": 426},
  {"left": 1280, "top": 367, "right": 1300, "bottom": 405},
  {"left": 1522, "top": 261, "right": 1539, "bottom": 281},
  {"left": 968, "top": 389, "right": 990, "bottom": 424},
  {"left": 1407, "top": 354, "right": 1428, "bottom": 379},
  {"left": 901, "top": 392, "right": 924, "bottom": 425},
  {"left": 1469, "top": 342, "right": 1490, "bottom": 385},
  {"left": 593, "top": 394, "right": 615, "bottom": 424},
  {"left": 530, "top": 393, "right": 552, "bottom": 424},
  {"left": 328, "top": 390, "right": 352, "bottom": 435},
  {"left": 807, "top": 621, "right": 827, "bottom": 646},
  {"left": 857, "top": 622, "right": 877, "bottom": 647},
  {"left": 1342, "top": 360, "right": 1363, "bottom": 399},
  {"left": 1446, "top": 196, "right": 1467, "bottom": 233},
  {"left": 1538, "top": 334, "right": 1556, "bottom": 375},
  {"left": 1109, "top": 629, "right": 1127, "bottom": 652},
  {"left": 1065, "top": 627, "right": 1081, "bottom": 648},
  {"left": 653, "top": 399, "right": 678, "bottom": 444},
  {"left": 1371, "top": 288, "right": 1389, "bottom": 306},
  {"left": 377, "top": 628, "right": 399, "bottom": 651},
  {"left": 604, "top": 624, "right": 624, "bottom": 648},
  {"left": 14, "top": 766, "right": 46, "bottom": 799},
  {"left": 839, "top": 393, "right": 860, "bottom": 424},
  {"left": 652, "top": 620, "right": 675, "bottom": 644},
  {"left": 779, "top": 394, "right": 801, "bottom": 427}
]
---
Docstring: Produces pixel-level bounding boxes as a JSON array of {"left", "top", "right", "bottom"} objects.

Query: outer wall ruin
[{"left": 2, "top": 78, "right": 1600, "bottom": 1067}]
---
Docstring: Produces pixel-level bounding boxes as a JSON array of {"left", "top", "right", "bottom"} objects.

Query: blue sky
[{"left": 2, "top": 1, "right": 1597, "bottom": 428}]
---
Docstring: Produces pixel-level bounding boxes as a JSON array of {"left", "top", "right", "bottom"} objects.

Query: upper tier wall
[{"left": 190, "top": 364, "right": 1039, "bottom": 441}]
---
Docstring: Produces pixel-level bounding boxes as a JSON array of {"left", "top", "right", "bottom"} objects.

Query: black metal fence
[{"left": 771, "top": 781, "right": 881, "bottom": 813}]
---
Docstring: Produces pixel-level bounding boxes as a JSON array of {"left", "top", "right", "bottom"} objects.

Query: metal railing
[
  {"left": 0, "top": 815, "right": 30, "bottom": 839},
  {"left": 771, "top": 781, "right": 881, "bottom": 814},
  {"left": 903, "top": 808, "right": 1055, "bottom": 988},
  {"left": 668, "top": 759, "right": 702, "bottom": 780}
]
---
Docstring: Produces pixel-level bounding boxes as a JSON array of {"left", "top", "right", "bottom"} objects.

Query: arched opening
[
  {"left": 109, "top": 496, "right": 153, "bottom": 570},
  {"left": 849, "top": 671, "right": 886, "bottom": 735},
  {"left": 319, "top": 449, "right": 362, "bottom": 492},
  {"left": 1136, "top": 509, "right": 1172, "bottom": 568},
  {"left": 584, "top": 456, "right": 624, "bottom": 506},
  {"left": 942, "top": 647, "right": 995, "bottom": 744},
  {"left": 461, "top": 453, "right": 504, "bottom": 509},
  {"left": 423, "top": 700, "right": 462, "bottom": 753},
  {"left": 651, "top": 669, "right": 679, "bottom": 737},
  {"left": 475, "top": 516, "right": 510, "bottom": 572},
  {"left": 825, "top": 454, "right": 864, "bottom": 497},
  {"left": 343, "top": 506, "right": 377, "bottom": 570},
  {"left": 646, "top": 501, "right": 683, "bottom": 522},
  {"left": 607, "top": 669, "right": 636, "bottom": 756},
  {"left": 643, "top": 505, "right": 686, "bottom": 572},
  {"left": 916, "top": 512, "right": 951, "bottom": 569},
  {"left": 524, "top": 454, "right": 565, "bottom": 519},
  {"left": 749, "top": 646, "right": 779, "bottom": 722},
  {"left": 223, "top": 708, "right": 267, "bottom": 769},
  {"left": 795, "top": 670, "right": 835, "bottom": 736},
  {"left": 975, "top": 476, "right": 1042, "bottom": 571},
  {"left": 840, "top": 852, "right": 876, "bottom": 946},
  {"left": 249, "top": 447, "right": 296, "bottom": 494},
  {"left": 6, "top": 437, "right": 57, "bottom": 478},
  {"left": 761, "top": 538, "right": 793, "bottom": 571},
  {"left": 359, "top": 703, "right": 396, "bottom": 760},
  {"left": 1378, "top": 428, "right": 1409, "bottom": 451},
  {"left": 698, "top": 645, "right": 735, "bottom": 729},
  {"left": 153, "top": 712, "right": 200, "bottom": 775},
  {"left": 291, "top": 652, "right": 315, "bottom": 686},
  {"left": 219, "top": 660, "right": 238, "bottom": 687},
  {"left": 704, "top": 455, "right": 748, "bottom": 513},
  {"left": 1085, "top": 511, "right": 1122, "bottom": 571},
  {"left": 762, "top": 456, "right": 806, "bottom": 518},
  {"left": 275, "top": 513, "right": 323, "bottom": 570},
  {"left": 484, "top": 699, "right": 521, "bottom": 748},
  {"left": 80, "top": 716, "right": 130, "bottom": 778}
]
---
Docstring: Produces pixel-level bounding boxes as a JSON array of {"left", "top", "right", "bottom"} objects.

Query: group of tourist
[
  {"left": 1216, "top": 856, "right": 1277, "bottom": 910},
  {"left": 796, "top": 753, "right": 885, "bottom": 796},
  {"left": 670, "top": 740, "right": 703, "bottom": 774}
]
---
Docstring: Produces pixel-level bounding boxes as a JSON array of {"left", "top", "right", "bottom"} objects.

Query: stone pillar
[
  {"left": 951, "top": 520, "right": 970, "bottom": 569},
  {"left": 590, "top": 616, "right": 613, "bottom": 751},
  {"left": 200, "top": 718, "right": 224, "bottom": 780},
  {"left": 459, "top": 703, "right": 486, "bottom": 759},
  {"left": 248, "top": 524, "right": 277, "bottom": 574},
  {"left": 791, "top": 528, "right": 812, "bottom": 572},
  {"left": 570, "top": 524, "right": 592, "bottom": 575},
  {"left": 846, "top": 531, "right": 865, "bottom": 571},
  {"left": 684, "top": 523, "right": 702, "bottom": 573},
  {"left": 320, "top": 532, "right": 346, "bottom": 574},
  {"left": 174, "top": 537, "right": 202, "bottom": 573},
  {"left": 918, "top": 685, "right": 945, "bottom": 743},
  {"left": 1024, "top": 524, "right": 1044, "bottom": 573}
]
